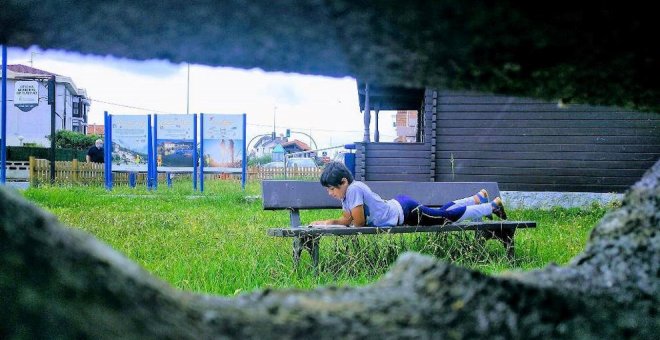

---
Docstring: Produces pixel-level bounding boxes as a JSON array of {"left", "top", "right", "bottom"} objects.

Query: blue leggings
[{"left": 394, "top": 195, "right": 466, "bottom": 225}]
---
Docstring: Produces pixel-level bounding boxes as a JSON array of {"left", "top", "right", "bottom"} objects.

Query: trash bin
[{"left": 343, "top": 144, "right": 356, "bottom": 177}]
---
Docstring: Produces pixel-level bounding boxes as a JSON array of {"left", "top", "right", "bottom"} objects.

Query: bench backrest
[{"left": 262, "top": 180, "right": 501, "bottom": 210}]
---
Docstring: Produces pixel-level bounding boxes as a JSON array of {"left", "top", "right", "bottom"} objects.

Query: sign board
[
  {"left": 155, "top": 114, "right": 196, "bottom": 171},
  {"left": 110, "top": 115, "right": 150, "bottom": 171},
  {"left": 14, "top": 81, "right": 39, "bottom": 112},
  {"left": 201, "top": 114, "right": 244, "bottom": 172}
]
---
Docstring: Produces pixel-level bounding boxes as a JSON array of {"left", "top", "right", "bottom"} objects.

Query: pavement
[{"left": 4, "top": 182, "right": 30, "bottom": 190}]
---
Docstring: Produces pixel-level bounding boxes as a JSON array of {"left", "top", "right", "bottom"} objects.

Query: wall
[
  {"left": 357, "top": 89, "right": 659, "bottom": 193},
  {"left": 357, "top": 89, "right": 436, "bottom": 182},
  {"left": 433, "top": 91, "right": 660, "bottom": 192},
  {"left": 5, "top": 80, "right": 72, "bottom": 146}
]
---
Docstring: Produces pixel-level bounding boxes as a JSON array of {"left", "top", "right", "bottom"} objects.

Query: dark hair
[{"left": 320, "top": 161, "right": 354, "bottom": 187}]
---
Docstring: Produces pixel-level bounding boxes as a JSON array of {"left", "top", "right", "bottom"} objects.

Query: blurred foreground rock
[{"left": 1, "top": 160, "right": 658, "bottom": 338}]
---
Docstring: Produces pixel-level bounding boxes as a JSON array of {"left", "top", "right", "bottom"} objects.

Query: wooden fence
[
  {"left": 30, "top": 157, "right": 105, "bottom": 185},
  {"left": 248, "top": 166, "right": 322, "bottom": 180},
  {"left": 29, "top": 158, "right": 323, "bottom": 185}
]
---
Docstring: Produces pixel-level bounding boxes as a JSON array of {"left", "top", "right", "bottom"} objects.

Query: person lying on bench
[{"left": 310, "top": 162, "right": 507, "bottom": 227}]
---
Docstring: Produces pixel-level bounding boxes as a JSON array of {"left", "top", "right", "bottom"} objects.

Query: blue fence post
[
  {"left": 200, "top": 113, "right": 204, "bottom": 192},
  {"left": 242, "top": 113, "right": 247, "bottom": 190},
  {"left": 152, "top": 114, "right": 158, "bottom": 190},
  {"left": 104, "top": 112, "right": 113, "bottom": 190},
  {"left": 193, "top": 114, "right": 198, "bottom": 191},
  {"left": 129, "top": 172, "right": 136, "bottom": 188},
  {"left": 167, "top": 172, "right": 172, "bottom": 188},
  {"left": 147, "top": 115, "right": 154, "bottom": 190}
]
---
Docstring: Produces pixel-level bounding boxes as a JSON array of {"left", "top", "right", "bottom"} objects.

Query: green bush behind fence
[{"left": 8, "top": 146, "right": 87, "bottom": 162}]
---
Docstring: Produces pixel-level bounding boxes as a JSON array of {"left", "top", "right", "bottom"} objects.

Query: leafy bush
[
  {"left": 7, "top": 146, "right": 87, "bottom": 161},
  {"left": 47, "top": 130, "right": 102, "bottom": 150}
]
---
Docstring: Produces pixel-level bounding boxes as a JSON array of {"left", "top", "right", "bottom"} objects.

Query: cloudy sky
[{"left": 5, "top": 46, "right": 397, "bottom": 150}]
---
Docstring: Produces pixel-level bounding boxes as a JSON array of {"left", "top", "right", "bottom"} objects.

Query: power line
[
  {"left": 247, "top": 122, "right": 364, "bottom": 133},
  {"left": 89, "top": 98, "right": 179, "bottom": 114},
  {"left": 89, "top": 98, "right": 390, "bottom": 134}
]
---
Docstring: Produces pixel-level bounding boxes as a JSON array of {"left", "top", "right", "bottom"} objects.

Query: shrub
[{"left": 47, "top": 130, "right": 102, "bottom": 150}]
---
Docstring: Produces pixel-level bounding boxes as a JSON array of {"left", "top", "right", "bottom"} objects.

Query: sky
[{"left": 6, "top": 46, "right": 398, "bottom": 152}]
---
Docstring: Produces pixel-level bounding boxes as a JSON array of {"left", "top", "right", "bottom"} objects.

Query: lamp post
[{"left": 272, "top": 106, "right": 277, "bottom": 139}]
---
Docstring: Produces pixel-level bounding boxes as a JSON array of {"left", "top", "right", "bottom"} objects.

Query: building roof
[
  {"left": 8, "top": 64, "right": 59, "bottom": 76},
  {"left": 254, "top": 135, "right": 288, "bottom": 149},
  {"left": 282, "top": 140, "right": 311, "bottom": 151},
  {"left": 2, "top": 64, "right": 89, "bottom": 98},
  {"left": 357, "top": 82, "right": 425, "bottom": 111}
]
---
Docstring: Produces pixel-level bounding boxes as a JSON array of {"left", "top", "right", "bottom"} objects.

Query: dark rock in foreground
[{"left": 1, "top": 160, "right": 659, "bottom": 338}]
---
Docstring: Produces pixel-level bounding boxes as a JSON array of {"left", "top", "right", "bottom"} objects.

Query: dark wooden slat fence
[
  {"left": 357, "top": 89, "right": 660, "bottom": 193},
  {"left": 434, "top": 91, "right": 660, "bottom": 192}
]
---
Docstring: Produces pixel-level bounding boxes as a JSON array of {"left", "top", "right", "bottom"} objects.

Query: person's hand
[{"left": 309, "top": 220, "right": 329, "bottom": 226}]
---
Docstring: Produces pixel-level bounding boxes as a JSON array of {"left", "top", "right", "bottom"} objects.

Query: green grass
[{"left": 20, "top": 180, "right": 611, "bottom": 296}]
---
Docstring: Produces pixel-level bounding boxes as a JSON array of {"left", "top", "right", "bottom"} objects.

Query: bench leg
[
  {"left": 292, "top": 235, "right": 320, "bottom": 273},
  {"left": 505, "top": 236, "right": 515, "bottom": 261},
  {"left": 475, "top": 228, "right": 516, "bottom": 261},
  {"left": 496, "top": 229, "right": 516, "bottom": 261},
  {"left": 293, "top": 237, "right": 304, "bottom": 267},
  {"left": 306, "top": 237, "right": 320, "bottom": 274}
]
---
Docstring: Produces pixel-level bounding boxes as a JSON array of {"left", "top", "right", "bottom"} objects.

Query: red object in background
[{"left": 322, "top": 156, "right": 331, "bottom": 163}]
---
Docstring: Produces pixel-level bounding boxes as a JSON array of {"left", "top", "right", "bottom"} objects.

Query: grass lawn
[{"left": 20, "top": 179, "right": 611, "bottom": 296}]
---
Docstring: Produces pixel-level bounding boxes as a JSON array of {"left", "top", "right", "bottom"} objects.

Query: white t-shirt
[{"left": 341, "top": 181, "right": 403, "bottom": 227}]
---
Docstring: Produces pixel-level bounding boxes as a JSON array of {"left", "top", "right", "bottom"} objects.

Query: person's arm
[
  {"left": 86, "top": 155, "right": 91, "bottom": 163},
  {"left": 311, "top": 210, "right": 352, "bottom": 226},
  {"left": 350, "top": 205, "right": 366, "bottom": 227}
]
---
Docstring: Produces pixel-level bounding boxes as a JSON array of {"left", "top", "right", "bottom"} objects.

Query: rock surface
[
  {"left": 1, "top": 1, "right": 658, "bottom": 338},
  {"left": 1, "top": 160, "right": 658, "bottom": 338}
]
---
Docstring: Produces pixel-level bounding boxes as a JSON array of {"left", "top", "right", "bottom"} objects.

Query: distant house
[
  {"left": 1, "top": 64, "right": 91, "bottom": 146},
  {"left": 281, "top": 140, "right": 313, "bottom": 156},
  {"left": 271, "top": 144, "right": 285, "bottom": 161},
  {"left": 86, "top": 123, "right": 104, "bottom": 136},
  {"left": 252, "top": 135, "right": 288, "bottom": 158},
  {"left": 252, "top": 135, "right": 313, "bottom": 158},
  {"left": 394, "top": 110, "right": 418, "bottom": 143}
]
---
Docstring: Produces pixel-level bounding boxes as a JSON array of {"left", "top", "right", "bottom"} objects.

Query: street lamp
[{"left": 186, "top": 63, "right": 190, "bottom": 114}]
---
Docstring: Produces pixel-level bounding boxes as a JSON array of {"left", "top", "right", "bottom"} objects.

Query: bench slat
[{"left": 268, "top": 221, "right": 537, "bottom": 237}]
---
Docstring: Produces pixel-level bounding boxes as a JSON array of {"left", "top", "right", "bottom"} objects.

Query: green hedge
[{"left": 7, "top": 146, "right": 88, "bottom": 162}]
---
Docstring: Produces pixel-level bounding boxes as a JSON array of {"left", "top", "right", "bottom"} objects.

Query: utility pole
[
  {"left": 272, "top": 106, "right": 277, "bottom": 139},
  {"left": 186, "top": 63, "right": 190, "bottom": 114}
]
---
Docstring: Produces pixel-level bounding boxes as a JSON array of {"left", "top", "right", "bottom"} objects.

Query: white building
[
  {"left": 1, "top": 64, "right": 91, "bottom": 146},
  {"left": 252, "top": 135, "right": 288, "bottom": 158}
]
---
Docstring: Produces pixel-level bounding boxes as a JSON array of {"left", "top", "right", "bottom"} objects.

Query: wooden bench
[{"left": 263, "top": 180, "right": 536, "bottom": 270}]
